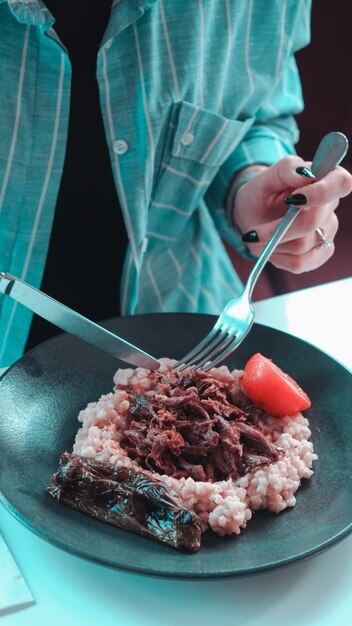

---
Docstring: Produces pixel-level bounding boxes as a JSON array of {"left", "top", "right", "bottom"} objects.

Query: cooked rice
[{"left": 73, "top": 358, "right": 317, "bottom": 537}]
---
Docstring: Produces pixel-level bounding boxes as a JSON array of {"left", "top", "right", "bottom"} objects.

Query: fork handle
[{"left": 243, "top": 132, "right": 348, "bottom": 299}]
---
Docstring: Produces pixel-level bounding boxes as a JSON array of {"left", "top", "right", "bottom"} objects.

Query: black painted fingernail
[
  {"left": 241, "top": 230, "right": 259, "bottom": 243},
  {"left": 284, "top": 193, "right": 307, "bottom": 205},
  {"left": 296, "top": 166, "right": 316, "bottom": 179}
]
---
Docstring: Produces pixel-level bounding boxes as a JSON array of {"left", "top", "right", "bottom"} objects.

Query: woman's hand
[{"left": 232, "top": 155, "right": 352, "bottom": 273}]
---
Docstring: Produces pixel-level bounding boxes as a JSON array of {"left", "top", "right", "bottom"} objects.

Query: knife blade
[{"left": 0, "top": 272, "right": 160, "bottom": 370}]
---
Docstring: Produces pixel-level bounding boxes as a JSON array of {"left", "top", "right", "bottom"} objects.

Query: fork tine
[
  {"left": 202, "top": 334, "right": 242, "bottom": 371},
  {"left": 191, "top": 332, "right": 235, "bottom": 371},
  {"left": 174, "top": 327, "right": 223, "bottom": 371},
  {"left": 177, "top": 328, "right": 226, "bottom": 371},
  {"left": 188, "top": 330, "right": 230, "bottom": 369}
]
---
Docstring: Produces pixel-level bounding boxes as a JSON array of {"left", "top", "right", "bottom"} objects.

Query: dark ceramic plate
[{"left": 0, "top": 314, "right": 351, "bottom": 579}]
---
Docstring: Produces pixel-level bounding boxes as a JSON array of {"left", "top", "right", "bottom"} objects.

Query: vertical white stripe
[
  {"left": 200, "top": 119, "right": 229, "bottom": 164},
  {"left": 101, "top": 48, "right": 140, "bottom": 272},
  {"left": 197, "top": 0, "right": 205, "bottom": 108},
  {"left": 216, "top": 268, "right": 239, "bottom": 298},
  {"left": 168, "top": 251, "right": 197, "bottom": 307},
  {"left": 0, "top": 53, "right": 65, "bottom": 361},
  {"left": 218, "top": 0, "right": 232, "bottom": 114},
  {"left": 190, "top": 245, "right": 201, "bottom": 267},
  {"left": 159, "top": 0, "right": 180, "bottom": 99},
  {"left": 21, "top": 55, "right": 65, "bottom": 280},
  {"left": 244, "top": 0, "right": 254, "bottom": 97},
  {"left": 121, "top": 252, "right": 133, "bottom": 315},
  {"left": 179, "top": 284, "right": 197, "bottom": 308},
  {"left": 146, "top": 255, "right": 166, "bottom": 312},
  {"left": 168, "top": 249, "right": 182, "bottom": 279},
  {"left": 275, "top": 0, "right": 287, "bottom": 80},
  {"left": 132, "top": 23, "right": 155, "bottom": 165},
  {"left": 202, "top": 241, "right": 213, "bottom": 259},
  {"left": 0, "top": 25, "right": 30, "bottom": 214},
  {"left": 202, "top": 242, "right": 238, "bottom": 296},
  {"left": 201, "top": 285, "right": 220, "bottom": 313}
]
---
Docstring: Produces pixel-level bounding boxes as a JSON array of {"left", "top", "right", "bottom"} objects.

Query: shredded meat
[{"left": 120, "top": 368, "right": 283, "bottom": 482}]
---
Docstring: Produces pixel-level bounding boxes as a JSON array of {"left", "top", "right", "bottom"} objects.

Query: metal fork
[{"left": 175, "top": 132, "right": 348, "bottom": 372}]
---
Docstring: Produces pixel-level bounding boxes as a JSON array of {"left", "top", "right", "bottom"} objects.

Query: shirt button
[
  {"left": 113, "top": 139, "right": 129, "bottom": 155},
  {"left": 180, "top": 131, "right": 195, "bottom": 146}
]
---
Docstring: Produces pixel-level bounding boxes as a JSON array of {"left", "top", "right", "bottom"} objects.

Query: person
[{"left": 0, "top": 0, "right": 351, "bottom": 368}]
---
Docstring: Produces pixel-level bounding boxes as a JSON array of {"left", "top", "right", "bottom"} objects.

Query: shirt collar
[
  {"left": 1, "top": 0, "right": 53, "bottom": 26},
  {"left": 101, "top": 0, "right": 159, "bottom": 46},
  {"left": 1, "top": 0, "right": 158, "bottom": 26}
]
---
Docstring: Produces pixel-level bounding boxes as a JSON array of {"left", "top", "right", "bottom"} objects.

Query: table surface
[{"left": 1, "top": 278, "right": 351, "bottom": 626}]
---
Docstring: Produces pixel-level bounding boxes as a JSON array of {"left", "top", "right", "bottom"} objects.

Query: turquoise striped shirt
[{"left": 0, "top": 0, "right": 311, "bottom": 367}]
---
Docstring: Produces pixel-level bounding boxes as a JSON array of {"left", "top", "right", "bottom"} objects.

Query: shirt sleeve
[{"left": 205, "top": 0, "right": 312, "bottom": 254}]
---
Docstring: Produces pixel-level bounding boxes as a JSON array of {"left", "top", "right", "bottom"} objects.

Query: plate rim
[
  {"left": 1, "top": 490, "right": 351, "bottom": 579},
  {"left": 1, "top": 314, "right": 352, "bottom": 380},
  {"left": 1, "top": 315, "right": 351, "bottom": 578}
]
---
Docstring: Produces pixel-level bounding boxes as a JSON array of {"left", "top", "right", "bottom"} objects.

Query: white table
[{"left": 1, "top": 278, "right": 351, "bottom": 626}]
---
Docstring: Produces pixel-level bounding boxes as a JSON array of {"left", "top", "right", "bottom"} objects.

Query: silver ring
[{"left": 315, "top": 227, "right": 333, "bottom": 249}]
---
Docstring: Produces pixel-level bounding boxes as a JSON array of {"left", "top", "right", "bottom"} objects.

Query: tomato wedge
[{"left": 239, "top": 353, "right": 311, "bottom": 417}]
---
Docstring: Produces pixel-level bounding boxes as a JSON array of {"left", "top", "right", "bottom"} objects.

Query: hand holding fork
[{"left": 175, "top": 132, "right": 349, "bottom": 372}]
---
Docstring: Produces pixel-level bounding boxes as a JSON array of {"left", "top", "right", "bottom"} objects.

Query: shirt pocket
[{"left": 148, "top": 101, "right": 254, "bottom": 240}]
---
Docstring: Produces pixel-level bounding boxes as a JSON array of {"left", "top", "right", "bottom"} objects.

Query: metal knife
[{"left": 0, "top": 272, "right": 160, "bottom": 370}]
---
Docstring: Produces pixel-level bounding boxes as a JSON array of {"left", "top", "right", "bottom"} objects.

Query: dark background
[{"left": 228, "top": 2, "right": 352, "bottom": 300}]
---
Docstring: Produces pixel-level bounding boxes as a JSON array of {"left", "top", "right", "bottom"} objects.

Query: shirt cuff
[{"left": 220, "top": 128, "right": 295, "bottom": 189}]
